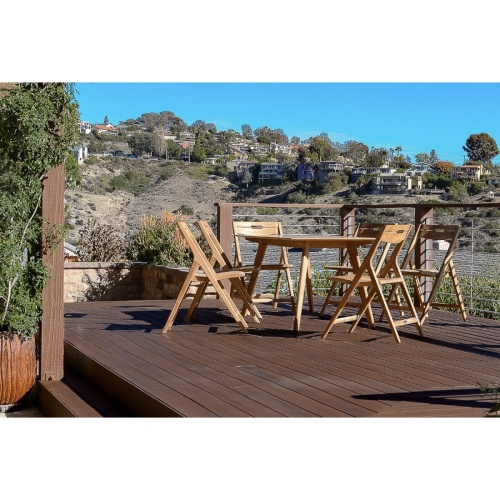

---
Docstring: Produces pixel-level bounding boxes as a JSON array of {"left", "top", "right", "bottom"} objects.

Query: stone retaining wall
[{"left": 64, "top": 262, "right": 215, "bottom": 302}]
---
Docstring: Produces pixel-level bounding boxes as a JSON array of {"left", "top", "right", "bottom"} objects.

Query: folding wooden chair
[
  {"left": 320, "top": 223, "right": 392, "bottom": 315},
  {"left": 385, "top": 224, "right": 466, "bottom": 324},
  {"left": 196, "top": 220, "right": 262, "bottom": 320},
  {"left": 162, "top": 221, "right": 261, "bottom": 334},
  {"left": 232, "top": 220, "right": 295, "bottom": 312},
  {"left": 321, "top": 224, "right": 423, "bottom": 344}
]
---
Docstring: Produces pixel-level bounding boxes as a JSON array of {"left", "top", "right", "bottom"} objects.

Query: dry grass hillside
[
  {"left": 65, "top": 157, "right": 499, "bottom": 253},
  {"left": 65, "top": 158, "right": 237, "bottom": 245}
]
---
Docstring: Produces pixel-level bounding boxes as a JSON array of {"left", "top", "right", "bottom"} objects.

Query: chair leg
[
  {"left": 162, "top": 264, "right": 199, "bottom": 333},
  {"left": 230, "top": 277, "right": 262, "bottom": 322},
  {"left": 449, "top": 262, "right": 467, "bottom": 321},
  {"left": 284, "top": 267, "right": 296, "bottom": 314},
  {"left": 184, "top": 281, "right": 209, "bottom": 324},
  {"left": 272, "top": 270, "right": 283, "bottom": 309},
  {"left": 320, "top": 281, "right": 339, "bottom": 316}
]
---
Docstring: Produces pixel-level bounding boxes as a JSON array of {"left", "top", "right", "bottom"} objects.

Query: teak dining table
[{"left": 243, "top": 234, "right": 376, "bottom": 331}]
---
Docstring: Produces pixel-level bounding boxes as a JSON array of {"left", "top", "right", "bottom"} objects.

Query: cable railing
[{"left": 216, "top": 201, "right": 500, "bottom": 320}]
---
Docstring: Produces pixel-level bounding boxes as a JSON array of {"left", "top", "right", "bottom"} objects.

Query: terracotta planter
[{"left": 0, "top": 332, "right": 37, "bottom": 409}]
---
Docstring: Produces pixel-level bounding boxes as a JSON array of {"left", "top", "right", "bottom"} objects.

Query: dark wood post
[
  {"left": 339, "top": 205, "right": 356, "bottom": 266},
  {"left": 216, "top": 203, "right": 234, "bottom": 262},
  {"left": 215, "top": 203, "right": 234, "bottom": 292},
  {"left": 40, "top": 165, "right": 66, "bottom": 381},
  {"left": 414, "top": 205, "right": 434, "bottom": 305},
  {"left": 339, "top": 206, "right": 356, "bottom": 236}
]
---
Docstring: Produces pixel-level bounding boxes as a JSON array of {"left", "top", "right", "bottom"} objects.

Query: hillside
[
  {"left": 65, "top": 159, "right": 236, "bottom": 245},
  {"left": 64, "top": 157, "right": 497, "bottom": 253}
]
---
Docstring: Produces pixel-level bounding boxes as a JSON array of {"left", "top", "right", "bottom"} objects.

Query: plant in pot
[{"left": 0, "top": 83, "right": 79, "bottom": 411}]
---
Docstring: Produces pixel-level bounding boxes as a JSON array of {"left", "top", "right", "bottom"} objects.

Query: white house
[
  {"left": 79, "top": 120, "right": 92, "bottom": 134},
  {"left": 72, "top": 145, "right": 88, "bottom": 164}
]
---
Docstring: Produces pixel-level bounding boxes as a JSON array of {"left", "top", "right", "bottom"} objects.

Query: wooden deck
[{"left": 60, "top": 298, "right": 500, "bottom": 417}]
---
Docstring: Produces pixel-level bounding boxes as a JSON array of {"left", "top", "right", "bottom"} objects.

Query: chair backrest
[
  {"left": 232, "top": 220, "right": 284, "bottom": 267},
  {"left": 401, "top": 224, "right": 460, "bottom": 271},
  {"left": 176, "top": 220, "right": 213, "bottom": 272},
  {"left": 352, "top": 223, "right": 397, "bottom": 273},
  {"left": 197, "top": 220, "right": 233, "bottom": 271},
  {"left": 361, "top": 224, "right": 413, "bottom": 279}
]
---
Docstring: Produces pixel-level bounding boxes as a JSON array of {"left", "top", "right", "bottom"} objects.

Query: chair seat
[{"left": 194, "top": 269, "right": 247, "bottom": 280}]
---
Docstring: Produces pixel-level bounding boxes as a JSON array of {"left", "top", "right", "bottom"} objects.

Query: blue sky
[{"left": 75, "top": 82, "right": 500, "bottom": 165}]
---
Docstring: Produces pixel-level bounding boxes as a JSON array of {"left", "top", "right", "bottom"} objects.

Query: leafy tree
[
  {"left": 446, "top": 183, "right": 470, "bottom": 203},
  {"left": 290, "top": 136, "right": 301, "bottom": 145},
  {"left": 344, "top": 141, "right": 368, "bottom": 166},
  {"left": 103, "top": 115, "right": 109, "bottom": 125},
  {"left": 366, "top": 147, "right": 386, "bottom": 168},
  {"left": 254, "top": 126, "right": 289, "bottom": 145},
  {"left": 128, "top": 132, "right": 155, "bottom": 157},
  {"left": 297, "top": 146, "right": 310, "bottom": 164},
  {"left": 190, "top": 120, "right": 208, "bottom": 137},
  {"left": 241, "top": 124, "right": 253, "bottom": 138},
  {"left": 415, "top": 153, "right": 430, "bottom": 164},
  {"left": 429, "top": 149, "right": 439, "bottom": 166},
  {"left": 308, "top": 136, "right": 337, "bottom": 162},
  {"left": 0, "top": 83, "right": 79, "bottom": 338},
  {"left": 242, "top": 169, "right": 252, "bottom": 188},
  {"left": 217, "top": 130, "right": 236, "bottom": 154},
  {"left": 191, "top": 137, "right": 206, "bottom": 163},
  {"left": 463, "top": 132, "right": 499, "bottom": 164},
  {"left": 434, "top": 160, "right": 455, "bottom": 175},
  {"left": 166, "top": 139, "right": 181, "bottom": 159},
  {"left": 422, "top": 173, "right": 453, "bottom": 190}
]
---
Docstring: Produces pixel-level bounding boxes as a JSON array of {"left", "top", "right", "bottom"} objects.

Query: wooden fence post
[
  {"left": 414, "top": 205, "right": 434, "bottom": 305},
  {"left": 40, "top": 165, "right": 66, "bottom": 381}
]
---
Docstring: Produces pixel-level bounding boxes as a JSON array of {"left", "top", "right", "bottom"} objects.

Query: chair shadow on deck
[{"left": 353, "top": 386, "right": 493, "bottom": 412}]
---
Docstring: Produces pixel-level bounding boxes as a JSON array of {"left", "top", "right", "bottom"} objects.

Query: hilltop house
[
  {"left": 258, "top": 162, "right": 283, "bottom": 182},
  {"left": 297, "top": 164, "right": 315, "bottom": 181},
  {"left": 318, "top": 161, "right": 344, "bottom": 185},
  {"left": 372, "top": 172, "right": 422, "bottom": 193},
  {"left": 227, "top": 160, "right": 256, "bottom": 183},
  {"left": 79, "top": 120, "right": 92, "bottom": 135},
  {"left": 349, "top": 165, "right": 394, "bottom": 183},
  {"left": 406, "top": 163, "right": 436, "bottom": 175},
  {"left": 95, "top": 124, "right": 118, "bottom": 136},
  {"left": 451, "top": 164, "right": 484, "bottom": 183},
  {"left": 72, "top": 145, "right": 88, "bottom": 164}
]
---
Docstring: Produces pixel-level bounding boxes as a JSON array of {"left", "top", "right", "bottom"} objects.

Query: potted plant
[{"left": 0, "top": 83, "right": 79, "bottom": 410}]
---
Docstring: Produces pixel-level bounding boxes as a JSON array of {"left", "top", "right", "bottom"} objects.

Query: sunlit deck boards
[{"left": 63, "top": 299, "right": 500, "bottom": 417}]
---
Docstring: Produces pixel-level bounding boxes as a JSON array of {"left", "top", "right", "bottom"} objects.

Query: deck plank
[{"left": 62, "top": 298, "right": 500, "bottom": 418}]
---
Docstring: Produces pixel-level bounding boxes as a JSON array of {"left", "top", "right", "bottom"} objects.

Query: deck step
[
  {"left": 64, "top": 340, "right": 181, "bottom": 417},
  {"left": 37, "top": 380, "right": 102, "bottom": 417},
  {"left": 62, "top": 365, "right": 134, "bottom": 417}
]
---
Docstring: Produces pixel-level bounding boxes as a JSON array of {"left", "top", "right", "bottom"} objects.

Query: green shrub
[
  {"left": 256, "top": 207, "right": 279, "bottom": 216},
  {"left": 126, "top": 210, "right": 192, "bottom": 266}
]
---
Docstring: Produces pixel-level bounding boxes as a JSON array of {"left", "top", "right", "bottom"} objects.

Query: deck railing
[{"left": 216, "top": 201, "right": 500, "bottom": 320}]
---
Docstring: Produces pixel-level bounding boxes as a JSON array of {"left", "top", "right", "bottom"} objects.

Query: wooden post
[
  {"left": 216, "top": 203, "right": 234, "bottom": 262},
  {"left": 414, "top": 205, "right": 434, "bottom": 305},
  {"left": 339, "top": 206, "right": 356, "bottom": 237},
  {"left": 40, "top": 165, "right": 66, "bottom": 381},
  {"left": 215, "top": 203, "right": 234, "bottom": 293}
]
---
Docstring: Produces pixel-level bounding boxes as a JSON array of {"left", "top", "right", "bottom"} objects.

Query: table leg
[
  {"left": 243, "top": 242, "right": 268, "bottom": 316},
  {"left": 294, "top": 245, "right": 310, "bottom": 331}
]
